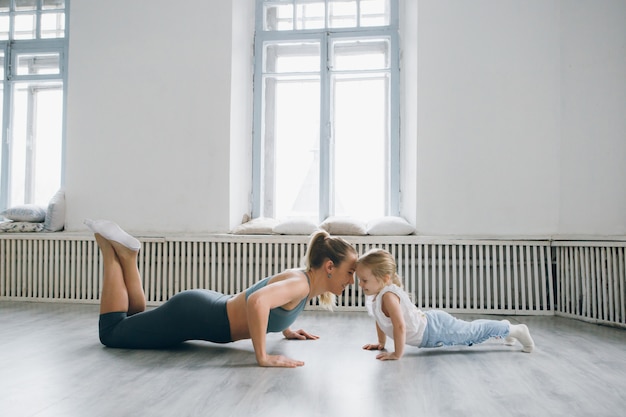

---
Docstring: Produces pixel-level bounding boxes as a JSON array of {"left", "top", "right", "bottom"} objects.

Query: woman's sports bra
[{"left": 245, "top": 272, "right": 310, "bottom": 333}]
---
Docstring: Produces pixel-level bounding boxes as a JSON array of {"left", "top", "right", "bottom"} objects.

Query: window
[
  {"left": 253, "top": 0, "right": 399, "bottom": 222},
  {"left": 0, "top": 0, "right": 68, "bottom": 210}
]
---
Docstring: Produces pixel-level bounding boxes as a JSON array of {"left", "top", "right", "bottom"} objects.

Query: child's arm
[
  {"left": 376, "top": 292, "right": 406, "bottom": 361},
  {"left": 363, "top": 322, "right": 386, "bottom": 351}
]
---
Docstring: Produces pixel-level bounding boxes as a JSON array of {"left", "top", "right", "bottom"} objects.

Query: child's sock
[
  {"left": 84, "top": 219, "right": 141, "bottom": 251},
  {"left": 501, "top": 320, "right": 516, "bottom": 345},
  {"left": 509, "top": 324, "right": 535, "bottom": 353}
]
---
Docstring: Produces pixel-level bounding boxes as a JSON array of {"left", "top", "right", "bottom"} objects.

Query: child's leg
[{"left": 421, "top": 310, "right": 510, "bottom": 348}]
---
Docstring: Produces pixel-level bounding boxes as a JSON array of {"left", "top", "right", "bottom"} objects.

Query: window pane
[
  {"left": 10, "top": 82, "right": 63, "bottom": 206},
  {"left": 17, "top": 52, "right": 60, "bottom": 75},
  {"left": 328, "top": 0, "right": 356, "bottom": 28},
  {"left": 332, "top": 38, "right": 390, "bottom": 71},
  {"left": 264, "top": 41, "right": 320, "bottom": 73},
  {"left": 41, "top": 12, "right": 65, "bottom": 39},
  {"left": 264, "top": 2, "right": 293, "bottom": 31},
  {"left": 0, "top": 15, "right": 8, "bottom": 40},
  {"left": 254, "top": 1, "right": 397, "bottom": 220},
  {"left": 43, "top": 0, "right": 65, "bottom": 10},
  {"left": 295, "top": 0, "right": 324, "bottom": 30},
  {"left": 332, "top": 72, "right": 388, "bottom": 220},
  {"left": 262, "top": 0, "right": 391, "bottom": 31},
  {"left": 267, "top": 76, "right": 321, "bottom": 219},
  {"left": 360, "top": 0, "right": 389, "bottom": 27},
  {"left": 15, "top": 0, "right": 37, "bottom": 11},
  {"left": 0, "top": 52, "right": 4, "bottom": 79},
  {"left": 13, "top": 13, "right": 36, "bottom": 39}
]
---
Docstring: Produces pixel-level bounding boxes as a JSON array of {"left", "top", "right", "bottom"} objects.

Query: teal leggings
[{"left": 99, "top": 290, "right": 232, "bottom": 349}]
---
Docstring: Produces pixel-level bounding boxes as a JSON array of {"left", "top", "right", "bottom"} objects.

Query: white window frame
[
  {"left": 0, "top": 0, "right": 69, "bottom": 210},
  {"left": 252, "top": 0, "right": 400, "bottom": 221}
]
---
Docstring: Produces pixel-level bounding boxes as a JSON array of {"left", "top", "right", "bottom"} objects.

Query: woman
[{"left": 85, "top": 219, "right": 357, "bottom": 368}]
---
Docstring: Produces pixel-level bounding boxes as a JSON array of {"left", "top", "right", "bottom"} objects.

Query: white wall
[
  {"left": 558, "top": 0, "right": 626, "bottom": 237},
  {"left": 64, "top": 0, "right": 626, "bottom": 237},
  {"left": 229, "top": 0, "right": 256, "bottom": 228},
  {"left": 415, "top": 0, "right": 561, "bottom": 237},
  {"left": 400, "top": 0, "right": 418, "bottom": 226},
  {"left": 65, "top": 0, "right": 238, "bottom": 233},
  {"left": 411, "top": 0, "right": 625, "bottom": 237}
]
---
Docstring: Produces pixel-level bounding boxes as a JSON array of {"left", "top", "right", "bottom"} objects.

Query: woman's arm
[
  {"left": 376, "top": 292, "right": 406, "bottom": 361},
  {"left": 246, "top": 277, "right": 310, "bottom": 367}
]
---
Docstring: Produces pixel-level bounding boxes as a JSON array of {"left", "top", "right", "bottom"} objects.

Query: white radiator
[
  {"left": 553, "top": 241, "right": 626, "bottom": 327},
  {"left": 1, "top": 234, "right": 557, "bottom": 316}
]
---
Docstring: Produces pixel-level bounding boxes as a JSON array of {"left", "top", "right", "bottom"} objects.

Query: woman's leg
[
  {"left": 100, "top": 290, "right": 233, "bottom": 349},
  {"left": 88, "top": 219, "right": 146, "bottom": 315},
  {"left": 96, "top": 234, "right": 131, "bottom": 314},
  {"left": 110, "top": 240, "right": 146, "bottom": 315}
]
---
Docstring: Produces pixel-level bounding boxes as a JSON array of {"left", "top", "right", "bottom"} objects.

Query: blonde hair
[
  {"left": 304, "top": 229, "right": 356, "bottom": 311},
  {"left": 357, "top": 248, "right": 402, "bottom": 287}
]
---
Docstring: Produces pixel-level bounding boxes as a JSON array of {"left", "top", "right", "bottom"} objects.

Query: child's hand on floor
[{"left": 363, "top": 343, "right": 385, "bottom": 351}]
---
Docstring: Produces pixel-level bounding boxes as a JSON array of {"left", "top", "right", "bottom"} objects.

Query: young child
[{"left": 356, "top": 248, "right": 535, "bottom": 360}]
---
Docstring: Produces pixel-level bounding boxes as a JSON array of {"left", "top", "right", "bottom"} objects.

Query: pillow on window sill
[
  {"left": 366, "top": 216, "right": 416, "bottom": 236},
  {"left": 231, "top": 217, "right": 279, "bottom": 235},
  {"left": 1, "top": 204, "right": 46, "bottom": 222},
  {"left": 44, "top": 189, "right": 66, "bottom": 232},
  {"left": 0, "top": 221, "right": 45, "bottom": 233},
  {"left": 320, "top": 216, "right": 367, "bottom": 235},
  {"left": 273, "top": 218, "right": 319, "bottom": 235}
]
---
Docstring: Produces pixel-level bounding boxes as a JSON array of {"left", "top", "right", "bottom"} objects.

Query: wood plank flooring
[{"left": 1, "top": 300, "right": 625, "bottom": 417}]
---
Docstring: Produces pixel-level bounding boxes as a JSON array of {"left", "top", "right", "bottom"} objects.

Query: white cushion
[
  {"left": 319, "top": 216, "right": 367, "bottom": 235},
  {"left": 273, "top": 218, "right": 319, "bottom": 235},
  {"left": 44, "top": 189, "right": 66, "bottom": 232},
  {"left": 1, "top": 204, "right": 46, "bottom": 222},
  {"left": 366, "top": 216, "right": 416, "bottom": 235},
  {"left": 0, "top": 221, "right": 45, "bottom": 233},
  {"left": 231, "top": 217, "right": 279, "bottom": 235}
]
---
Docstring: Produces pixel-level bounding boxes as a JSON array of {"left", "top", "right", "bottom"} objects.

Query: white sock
[
  {"left": 501, "top": 320, "right": 516, "bottom": 345},
  {"left": 84, "top": 219, "right": 141, "bottom": 251},
  {"left": 509, "top": 324, "right": 535, "bottom": 353}
]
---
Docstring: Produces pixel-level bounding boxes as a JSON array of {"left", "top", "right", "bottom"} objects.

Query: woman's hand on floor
[
  {"left": 258, "top": 354, "right": 305, "bottom": 368},
  {"left": 282, "top": 328, "right": 319, "bottom": 340}
]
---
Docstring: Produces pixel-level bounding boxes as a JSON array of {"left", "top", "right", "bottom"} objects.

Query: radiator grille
[
  {"left": 1, "top": 235, "right": 558, "bottom": 315},
  {"left": 352, "top": 241, "right": 553, "bottom": 314},
  {"left": 554, "top": 242, "right": 626, "bottom": 326},
  {"left": 4, "top": 235, "right": 624, "bottom": 325}
]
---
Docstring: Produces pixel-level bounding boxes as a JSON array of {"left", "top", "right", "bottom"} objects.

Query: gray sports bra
[{"left": 245, "top": 271, "right": 310, "bottom": 333}]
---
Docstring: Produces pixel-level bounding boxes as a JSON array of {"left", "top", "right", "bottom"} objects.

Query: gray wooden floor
[{"left": 1, "top": 301, "right": 625, "bottom": 417}]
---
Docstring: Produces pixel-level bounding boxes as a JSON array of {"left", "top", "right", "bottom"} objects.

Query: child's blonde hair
[{"left": 357, "top": 248, "right": 402, "bottom": 287}]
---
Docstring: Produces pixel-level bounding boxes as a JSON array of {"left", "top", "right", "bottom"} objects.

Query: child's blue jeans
[{"left": 419, "top": 310, "right": 509, "bottom": 348}]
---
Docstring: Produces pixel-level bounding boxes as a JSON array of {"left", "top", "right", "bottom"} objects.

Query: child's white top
[{"left": 365, "top": 284, "right": 428, "bottom": 347}]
